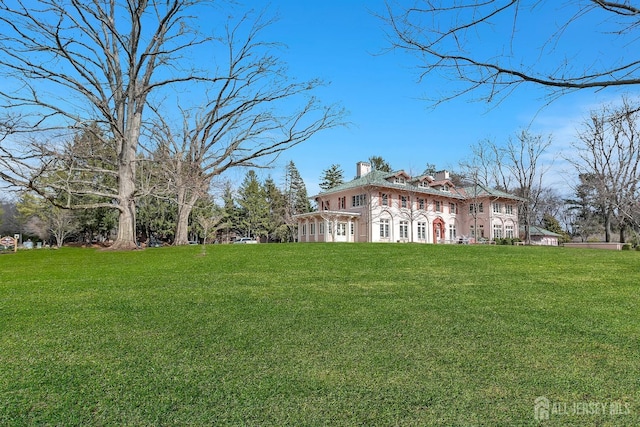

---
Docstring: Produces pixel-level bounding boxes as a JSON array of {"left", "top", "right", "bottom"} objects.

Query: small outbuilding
[{"left": 521, "top": 226, "right": 562, "bottom": 246}]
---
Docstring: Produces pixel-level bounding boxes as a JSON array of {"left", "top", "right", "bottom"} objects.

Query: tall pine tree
[
  {"left": 368, "top": 156, "right": 392, "bottom": 172},
  {"left": 220, "top": 182, "right": 240, "bottom": 243},
  {"left": 319, "top": 164, "right": 344, "bottom": 190},
  {"left": 263, "top": 176, "right": 287, "bottom": 242},
  {"left": 284, "top": 161, "right": 311, "bottom": 241},
  {"left": 237, "top": 170, "right": 270, "bottom": 240}
]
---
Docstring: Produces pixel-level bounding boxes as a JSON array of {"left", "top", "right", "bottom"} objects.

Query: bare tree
[
  {"left": 504, "top": 131, "right": 552, "bottom": 243},
  {"left": 0, "top": 0, "right": 224, "bottom": 250},
  {"left": 571, "top": 97, "right": 640, "bottom": 242},
  {"left": 49, "top": 208, "right": 78, "bottom": 248},
  {"left": 461, "top": 131, "right": 551, "bottom": 243},
  {"left": 149, "top": 13, "right": 343, "bottom": 245},
  {"left": 196, "top": 211, "right": 225, "bottom": 248},
  {"left": 386, "top": 1, "right": 640, "bottom": 104},
  {"left": 461, "top": 139, "right": 512, "bottom": 191}
]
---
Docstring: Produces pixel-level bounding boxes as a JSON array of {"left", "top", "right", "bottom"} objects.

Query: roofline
[
  {"left": 293, "top": 210, "right": 362, "bottom": 219},
  {"left": 312, "top": 182, "right": 466, "bottom": 200}
]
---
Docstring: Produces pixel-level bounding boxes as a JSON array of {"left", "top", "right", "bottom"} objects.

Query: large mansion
[{"left": 295, "top": 162, "right": 523, "bottom": 244}]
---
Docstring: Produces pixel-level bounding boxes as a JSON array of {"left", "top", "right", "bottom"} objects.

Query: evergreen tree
[
  {"left": 368, "top": 156, "right": 392, "bottom": 172},
  {"left": 237, "top": 170, "right": 269, "bottom": 240},
  {"left": 284, "top": 161, "right": 311, "bottom": 241},
  {"left": 319, "top": 164, "right": 344, "bottom": 191},
  {"left": 220, "top": 182, "right": 240, "bottom": 243},
  {"left": 136, "top": 194, "right": 176, "bottom": 244},
  {"left": 284, "top": 161, "right": 311, "bottom": 215},
  {"left": 263, "top": 176, "right": 287, "bottom": 242},
  {"left": 423, "top": 163, "right": 437, "bottom": 176},
  {"left": 542, "top": 213, "right": 570, "bottom": 243}
]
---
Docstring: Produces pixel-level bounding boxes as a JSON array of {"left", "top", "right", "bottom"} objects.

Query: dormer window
[
  {"left": 394, "top": 177, "right": 406, "bottom": 184},
  {"left": 443, "top": 184, "right": 449, "bottom": 192}
]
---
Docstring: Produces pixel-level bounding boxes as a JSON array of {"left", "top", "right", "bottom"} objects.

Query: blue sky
[
  {"left": 222, "top": 0, "right": 636, "bottom": 197},
  {"left": 1, "top": 1, "right": 630, "bottom": 201}
]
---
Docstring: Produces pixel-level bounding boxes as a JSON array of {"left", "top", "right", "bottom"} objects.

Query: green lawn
[{"left": 0, "top": 244, "right": 638, "bottom": 426}]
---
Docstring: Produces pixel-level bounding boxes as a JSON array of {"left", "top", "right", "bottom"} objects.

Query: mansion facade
[{"left": 294, "top": 162, "right": 522, "bottom": 244}]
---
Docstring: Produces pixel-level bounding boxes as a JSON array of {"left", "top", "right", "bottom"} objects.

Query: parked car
[{"left": 233, "top": 237, "right": 258, "bottom": 244}]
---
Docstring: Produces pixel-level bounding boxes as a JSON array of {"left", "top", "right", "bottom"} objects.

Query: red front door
[{"left": 433, "top": 218, "right": 445, "bottom": 243}]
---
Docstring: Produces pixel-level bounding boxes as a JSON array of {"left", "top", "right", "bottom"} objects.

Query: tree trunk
[
  {"left": 110, "top": 199, "right": 137, "bottom": 250},
  {"left": 174, "top": 191, "right": 200, "bottom": 245},
  {"left": 174, "top": 204, "right": 193, "bottom": 245},
  {"left": 109, "top": 152, "right": 138, "bottom": 250}
]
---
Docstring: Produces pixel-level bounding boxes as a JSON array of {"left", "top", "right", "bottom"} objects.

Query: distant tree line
[{"left": 0, "top": 160, "right": 312, "bottom": 246}]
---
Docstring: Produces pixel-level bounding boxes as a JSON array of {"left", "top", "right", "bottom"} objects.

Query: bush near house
[
  {"left": 1, "top": 244, "right": 638, "bottom": 425},
  {"left": 494, "top": 237, "right": 522, "bottom": 245}
]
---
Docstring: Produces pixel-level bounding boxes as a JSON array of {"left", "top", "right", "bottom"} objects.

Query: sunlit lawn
[{"left": 0, "top": 243, "right": 638, "bottom": 426}]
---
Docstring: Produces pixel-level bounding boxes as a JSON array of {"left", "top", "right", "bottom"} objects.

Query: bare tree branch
[{"left": 385, "top": 0, "right": 640, "bottom": 105}]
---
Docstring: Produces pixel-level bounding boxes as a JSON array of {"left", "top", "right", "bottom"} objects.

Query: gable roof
[{"left": 520, "top": 225, "right": 562, "bottom": 237}]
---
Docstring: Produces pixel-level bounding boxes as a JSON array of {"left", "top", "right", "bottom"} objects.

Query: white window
[
  {"left": 301, "top": 224, "right": 307, "bottom": 236},
  {"left": 338, "top": 197, "right": 346, "bottom": 209},
  {"left": 470, "top": 225, "right": 475, "bottom": 237},
  {"left": 505, "top": 204, "right": 513, "bottom": 215},
  {"left": 449, "top": 224, "right": 456, "bottom": 241},
  {"left": 310, "top": 223, "right": 315, "bottom": 235},
  {"left": 493, "top": 224, "right": 503, "bottom": 239},
  {"left": 401, "top": 195, "right": 408, "bottom": 208},
  {"left": 505, "top": 225, "right": 514, "bottom": 238},
  {"left": 400, "top": 221, "right": 409, "bottom": 239},
  {"left": 381, "top": 193, "right": 388, "bottom": 206},
  {"left": 352, "top": 194, "right": 366, "bottom": 207},
  {"left": 418, "top": 198, "right": 425, "bottom": 210},
  {"left": 380, "top": 219, "right": 390, "bottom": 238},
  {"left": 328, "top": 221, "right": 333, "bottom": 235},
  {"left": 450, "top": 203, "right": 456, "bottom": 214},
  {"left": 337, "top": 223, "right": 346, "bottom": 236},
  {"left": 493, "top": 203, "right": 501, "bottom": 213},
  {"left": 479, "top": 224, "right": 485, "bottom": 237},
  {"left": 395, "top": 177, "right": 406, "bottom": 184},
  {"left": 417, "top": 222, "right": 427, "bottom": 239},
  {"left": 436, "top": 201, "right": 441, "bottom": 212},
  {"left": 319, "top": 222, "right": 324, "bottom": 235},
  {"left": 350, "top": 222, "right": 354, "bottom": 235}
]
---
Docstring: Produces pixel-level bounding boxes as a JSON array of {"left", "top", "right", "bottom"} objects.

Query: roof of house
[
  {"left": 314, "top": 169, "right": 466, "bottom": 199},
  {"left": 458, "top": 184, "right": 526, "bottom": 201},
  {"left": 520, "top": 225, "right": 562, "bottom": 237}
]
